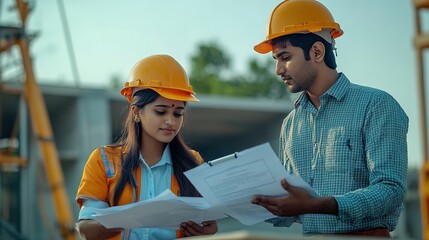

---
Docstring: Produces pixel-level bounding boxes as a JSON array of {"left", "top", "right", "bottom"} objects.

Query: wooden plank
[
  {"left": 415, "top": 33, "right": 429, "bottom": 49},
  {"left": 414, "top": 0, "right": 429, "bottom": 8},
  {"left": 0, "top": 153, "right": 27, "bottom": 167}
]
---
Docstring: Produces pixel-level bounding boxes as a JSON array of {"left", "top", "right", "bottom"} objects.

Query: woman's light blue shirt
[{"left": 79, "top": 145, "right": 176, "bottom": 240}]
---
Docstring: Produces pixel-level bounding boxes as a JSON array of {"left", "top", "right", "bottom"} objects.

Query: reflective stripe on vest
[{"left": 100, "top": 146, "right": 115, "bottom": 178}]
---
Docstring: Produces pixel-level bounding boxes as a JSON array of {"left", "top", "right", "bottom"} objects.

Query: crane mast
[
  {"left": 412, "top": 0, "right": 429, "bottom": 239},
  {"left": 0, "top": 1, "right": 76, "bottom": 239}
]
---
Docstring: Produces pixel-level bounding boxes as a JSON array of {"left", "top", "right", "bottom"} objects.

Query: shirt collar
[
  {"left": 294, "top": 73, "right": 350, "bottom": 108},
  {"left": 139, "top": 144, "right": 172, "bottom": 167}
]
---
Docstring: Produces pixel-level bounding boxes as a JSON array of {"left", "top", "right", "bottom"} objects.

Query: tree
[
  {"left": 109, "top": 74, "right": 122, "bottom": 90},
  {"left": 189, "top": 42, "right": 290, "bottom": 100},
  {"left": 189, "top": 42, "right": 231, "bottom": 95},
  {"left": 245, "top": 58, "right": 290, "bottom": 99}
]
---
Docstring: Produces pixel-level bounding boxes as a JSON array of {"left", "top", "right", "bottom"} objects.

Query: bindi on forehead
[{"left": 154, "top": 104, "right": 185, "bottom": 109}]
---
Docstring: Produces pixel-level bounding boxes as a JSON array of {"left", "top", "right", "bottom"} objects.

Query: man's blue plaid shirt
[{"left": 270, "top": 73, "right": 408, "bottom": 234}]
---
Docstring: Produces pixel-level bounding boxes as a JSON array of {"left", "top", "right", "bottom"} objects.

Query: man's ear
[{"left": 312, "top": 42, "right": 325, "bottom": 62}]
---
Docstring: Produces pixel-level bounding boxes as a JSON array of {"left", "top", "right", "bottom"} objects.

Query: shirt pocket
[{"left": 324, "top": 129, "right": 353, "bottom": 174}]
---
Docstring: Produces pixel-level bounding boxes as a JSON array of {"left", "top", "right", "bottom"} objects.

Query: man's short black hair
[{"left": 271, "top": 33, "right": 337, "bottom": 69}]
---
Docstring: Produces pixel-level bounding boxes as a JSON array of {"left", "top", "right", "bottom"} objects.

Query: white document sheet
[
  {"left": 93, "top": 189, "right": 227, "bottom": 229},
  {"left": 92, "top": 143, "right": 315, "bottom": 229},
  {"left": 184, "top": 142, "right": 317, "bottom": 226}
]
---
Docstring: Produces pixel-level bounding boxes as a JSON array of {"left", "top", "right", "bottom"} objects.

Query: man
[{"left": 251, "top": 0, "right": 408, "bottom": 238}]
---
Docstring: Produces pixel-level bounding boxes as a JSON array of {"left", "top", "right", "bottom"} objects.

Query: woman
[{"left": 75, "top": 55, "right": 218, "bottom": 239}]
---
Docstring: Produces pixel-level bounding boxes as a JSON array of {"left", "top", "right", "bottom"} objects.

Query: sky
[{"left": 1, "top": 0, "right": 427, "bottom": 168}]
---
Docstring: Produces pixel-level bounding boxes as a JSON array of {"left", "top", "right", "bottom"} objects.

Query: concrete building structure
[{"left": 0, "top": 84, "right": 423, "bottom": 239}]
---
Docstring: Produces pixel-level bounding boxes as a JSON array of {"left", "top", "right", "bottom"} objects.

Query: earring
[{"left": 134, "top": 115, "right": 140, "bottom": 123}]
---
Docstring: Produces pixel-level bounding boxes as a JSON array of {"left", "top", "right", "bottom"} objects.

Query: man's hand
[
  {"left": 251, "top": 178, "right": 315, "bottom": 216},
  {"left": 180, "top": 220, "right": 218, "bottom": 237}
]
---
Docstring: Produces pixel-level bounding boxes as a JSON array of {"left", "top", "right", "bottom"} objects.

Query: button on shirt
[
  {"left": 270, "top": 73, "right": 408, "bottom": 234},
  {"left": 79, "top": 145, "right": 176, "bottom": 240}
]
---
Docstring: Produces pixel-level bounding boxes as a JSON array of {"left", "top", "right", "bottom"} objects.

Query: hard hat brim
[
  {"left": 122, "top": 86, "right": 199, "bottom": 103},
  {"left": 153, "top": 87, "right": 199, "bottom": 102},
  {"left": 254, "top": 41, "right": 272, "bottom": 54}
]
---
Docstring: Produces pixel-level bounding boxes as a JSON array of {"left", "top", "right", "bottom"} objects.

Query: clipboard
[
  {"left": 207, "top": 152, "right": 238, "bottom": 166},
  {"left": 185, "top": 142, "right": 318, "bottom": 226}
]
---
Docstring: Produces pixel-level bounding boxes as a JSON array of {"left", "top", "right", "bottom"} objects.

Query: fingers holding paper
[{"left": 180, "top": 220, "right": 218, "bottom": 237}]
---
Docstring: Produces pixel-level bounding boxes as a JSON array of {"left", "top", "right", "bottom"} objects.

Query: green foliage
[
  {"left": 109, "top": 74, "right": 122, "bottom": 90},
  {"left": 189, "top": 42, "right": 290, "bottom": 100}
]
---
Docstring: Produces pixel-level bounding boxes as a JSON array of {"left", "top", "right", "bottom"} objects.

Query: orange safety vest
[{"left": 76, "top": 145, "right": 203, "bottom": 239}]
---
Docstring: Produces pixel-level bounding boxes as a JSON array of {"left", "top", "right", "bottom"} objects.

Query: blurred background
[{"left": 0, "top": 0, "right": 428, "bottom": 239}]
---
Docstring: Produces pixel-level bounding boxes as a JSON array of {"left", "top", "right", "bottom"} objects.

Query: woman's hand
[
  {"left": 180, "top": 220, "right": 218, "bottom": 237},
  {"left": 75, "top": 220, "right": 122, "bottom": 240}
]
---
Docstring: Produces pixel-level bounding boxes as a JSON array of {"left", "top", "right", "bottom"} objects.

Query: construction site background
[{"left": 1, "top": 0, "right": 428, "bottom": 239}]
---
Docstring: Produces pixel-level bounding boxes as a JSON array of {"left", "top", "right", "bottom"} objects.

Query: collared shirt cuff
[
  {"left": 333, "top": 195, "right": 354, "bottom": 223},
  {"left": 78, "top": 199, "right": 109, "bottom": 221},
  {"left": 265, "top": 216, "right": 298, "bottom": 227}
]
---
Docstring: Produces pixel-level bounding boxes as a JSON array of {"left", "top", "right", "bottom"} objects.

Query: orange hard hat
[
  {"left": 121, "top": 55, "right": 198, "bottom": 103},
  {"left": 254, "top": 0, "right": 343, "bottom": 54}
]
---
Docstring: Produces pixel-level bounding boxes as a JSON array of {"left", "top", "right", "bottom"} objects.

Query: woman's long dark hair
[{"left": 112, "top": 89, "right": 200, "bottom": 205}]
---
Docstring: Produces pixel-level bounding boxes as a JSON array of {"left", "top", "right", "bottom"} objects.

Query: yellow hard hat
[
  {"left": 254, "top": 0, "right": 343, "bottom": 54},
  {"left": 121, "top": 55, "right": 199, "bottom": 103}
]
